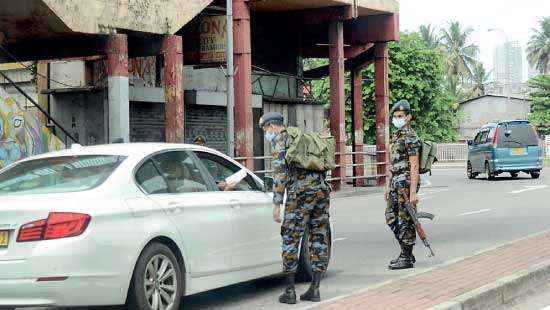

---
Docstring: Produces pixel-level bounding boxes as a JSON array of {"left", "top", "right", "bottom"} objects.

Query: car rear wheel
[
  {"left": 485, "top": 162, "right": 495, "bottom": 180},
  {"left": 296, "top": 225, "right": 332, "bottom": 282},
  {"left": 467, "top": 162, "right": 477, "bottom": 179},
  {"left": 531, "top": 171, "right": 540, "bottom": 179},
  {"left": 127, "top": 243, "right": 183, "bottom": 310},
  {"left": 510, "top": 172, "right": 519, "bottom": 178}
]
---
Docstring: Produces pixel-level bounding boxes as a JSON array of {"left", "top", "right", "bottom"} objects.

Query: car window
[
  {"left": 473, "top": 132, "right": 482, "bottom": 145},
  {"left": 480, "top": 131, "right": 489, "bottom": 144},
  {"left": 487, "top": 127, "right": 496, "bottom": 140},
  {"left": 498, "top": 123, "right": 539, "bottom": 147},
  {"left": 135, "top": 160, "right": 169, "bottom": 194},
  {"left": 0, "top": 155, "right": 125, "bottom": 196},
  {"left": 152, "top": 151, "right": 209, "bottom": 194},
  {"left": 194, "top": 151, "right": 260, "bottom": 192}
]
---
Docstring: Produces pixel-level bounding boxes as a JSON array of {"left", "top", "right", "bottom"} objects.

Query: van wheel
[
  {"left": 467, "top": 162, "right": 477, "bottom": 179},
  {"left": 127, "top": 243, "right": 183, "bottom": 310},
  {"left": 485, "top": 162, "right": 495, "bottom": 180},
  {"left": 296, "top": 226, "right": 332, "bottom": 282},
  {"left": 531, "top": 171, "right": 540, "bottom": 179},
  {"left": 510, "top": 172, "right": 519, "bottom": 178}
]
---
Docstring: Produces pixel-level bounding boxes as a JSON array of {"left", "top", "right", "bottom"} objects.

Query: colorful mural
[{"left": 0, "top": 86, "right": 65, "bottom": 168}]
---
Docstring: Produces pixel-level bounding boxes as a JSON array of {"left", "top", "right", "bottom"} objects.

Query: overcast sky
[{"left": 398, "top": 0, "right": 549, "bottom": 81}]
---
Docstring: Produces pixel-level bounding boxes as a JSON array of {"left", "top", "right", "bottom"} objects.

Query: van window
[
  {"left": 480, "top": 131, "right": 489, "bottom": 144},
  {"left": 497, "top": 123, "right": 539, "bottom": 148}
]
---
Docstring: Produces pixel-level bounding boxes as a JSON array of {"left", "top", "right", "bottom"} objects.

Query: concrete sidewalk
[{"left": 311, "top": 230, "right": 550, "bottom": 310}]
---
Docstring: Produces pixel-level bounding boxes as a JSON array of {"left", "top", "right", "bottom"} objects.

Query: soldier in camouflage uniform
[
  {"left": 259, "top": 112, "right": 331, "bottom": 304},
  {"left": 384, "top": 100, "right": 421, "bottom": 270}
]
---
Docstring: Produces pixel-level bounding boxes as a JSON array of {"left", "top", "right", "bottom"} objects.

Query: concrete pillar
[
  {"left": 36, "top": 61, "right": 49, "bottom": 125},
  {"left": 233, "top": 0, "right": 254, "bottom": 169},
  {"left": 374, "top": 43, "right": 390, "bottom": 186},
  {"left": 329, "top": 21, "right": 346, "bottom": 191},
  {"left": 351, "top": 68, "right": 365, "bottom": 187},
  {"left": 162, "top": 35, "right": 184, "bottom": 143},
  {"left": 105, "top": 34, "right": 129, "bottom": 143}
]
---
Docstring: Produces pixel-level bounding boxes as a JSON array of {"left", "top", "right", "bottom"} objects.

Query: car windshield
[
  {"left": 498, "top": 123, "right": 539, "bottom": 148},
  {"left": 0, "top": 155, "right": 126, "bottom": 196}
]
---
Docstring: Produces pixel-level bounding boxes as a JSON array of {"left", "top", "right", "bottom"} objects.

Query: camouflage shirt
[
  {"left": 271, "top": 130, "right": 330, "bottom": 205},
  {"left": 390, "top": 127, "right": 421, "bottom": 176}
]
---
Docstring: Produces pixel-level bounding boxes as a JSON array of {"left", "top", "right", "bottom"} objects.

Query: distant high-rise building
[{"left": 492, "top": 41, "right": 523, "bottom": 95}]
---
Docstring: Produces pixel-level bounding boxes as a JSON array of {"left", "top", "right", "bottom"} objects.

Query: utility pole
[{"left": 226, "top": 0, "right": 235, "bottom": 157}]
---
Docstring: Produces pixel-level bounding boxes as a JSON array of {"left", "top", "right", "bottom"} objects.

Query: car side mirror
[
  {"left": 264, "top": 176, "right": 274, "bottom": 192},
  {"left": 467, "top": 140, "right": 473, "bottom": 146},
  {"left": 505, "top": 130, "right": 512, "bottom": 137}
]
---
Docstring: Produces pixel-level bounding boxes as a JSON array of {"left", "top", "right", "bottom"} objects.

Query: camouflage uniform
[
  {"left": 271, "top": 130, "right": 331, "bottom": 274},
  {"left": 385, "top": 128, "right": 421, "bottom": 246}
]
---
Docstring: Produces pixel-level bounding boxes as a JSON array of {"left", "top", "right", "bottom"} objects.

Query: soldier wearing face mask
[
  {"left": 384, "top": 99, "right": 421, "bottom": 270},
  {"left": 259, "top": 112, "right": 331, "bottom": 305}
]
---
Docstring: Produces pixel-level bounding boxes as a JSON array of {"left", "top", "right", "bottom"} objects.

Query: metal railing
[
  {"left": 0, "top": 71, "right": 78, "bottom": 146},
  {"left": 251, "top": 66, "right": 325, "bottom": 102}
]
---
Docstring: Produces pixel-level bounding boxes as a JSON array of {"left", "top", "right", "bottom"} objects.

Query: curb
[{"left": 429, "top": 259, "right": 550, "bottom": 310}]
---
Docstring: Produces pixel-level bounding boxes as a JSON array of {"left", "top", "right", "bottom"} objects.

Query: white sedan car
[{"left": 0, "top": 143, "right": 330, "bottom": 310}]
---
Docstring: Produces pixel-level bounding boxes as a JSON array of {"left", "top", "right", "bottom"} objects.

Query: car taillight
[
  {"left": 17, "top": 213, "right": 91, "bottom": 242},
  {"left": 492, "top": 127, "right": 501, "bottom": 148}
]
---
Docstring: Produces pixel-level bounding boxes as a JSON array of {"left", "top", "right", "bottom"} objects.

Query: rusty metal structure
[{"left": 0, "top": 0, "right": 400, "bottom": 189}]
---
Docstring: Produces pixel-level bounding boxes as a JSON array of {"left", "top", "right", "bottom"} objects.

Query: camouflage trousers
[
  {"left": 281, "top": 189, "right": 331, "bottom": 274},
  {"left": 385, "top": 175, "right": 416, "bottom": 246}
]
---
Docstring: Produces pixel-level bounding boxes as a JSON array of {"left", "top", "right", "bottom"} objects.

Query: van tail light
[
  {"left": 492, "top": 127, "right": 501, "bottom": 148},
  {"left": 17, "top": 213, "right": 91, "bottom": 242}
]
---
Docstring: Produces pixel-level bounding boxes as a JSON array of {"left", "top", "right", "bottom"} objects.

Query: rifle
[{"left": 399, "top": 188, "right": 435, "bottom": 257}]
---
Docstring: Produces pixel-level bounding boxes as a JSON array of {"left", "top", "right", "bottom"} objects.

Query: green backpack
[
  {"left": 419, "top": 140, "right": 438, "bottom": 175},
  {"left": 285, "top": 127, "right": 336, "bottom": 172}
]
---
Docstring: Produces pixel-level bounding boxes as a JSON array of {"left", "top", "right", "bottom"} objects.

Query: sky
[{"left": 397, "top": 0, "right": 549, "bottom": 82}]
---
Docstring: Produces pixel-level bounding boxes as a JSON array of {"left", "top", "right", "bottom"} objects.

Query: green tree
[
  {"left": 528, "top": 74, "right": 550, "bottom": 134},
  {"left": 469, "top": 62, "right": 491, "bottom": 97},
  {"left": 357, "top": 32, "right": 459, "bottom": 143},
  {"left": 439, "top": 21, "right": 479, "bottom": 81},
  {"left": 419, "top": 24, "right": 440, "bottom": 49},
  {"left": 527, "top": 17, "right": 550, "bottom": 74}
]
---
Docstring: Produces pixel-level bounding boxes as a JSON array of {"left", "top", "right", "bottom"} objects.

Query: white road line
[
  {"left": 508, "top": 185, "right": 547, "bottom": 194},
  {"left": 460, "top": 209, "right": 491, "bottom": 216},
  {"left": 333, "top": 237, "right": 348, "bottom": 242}
]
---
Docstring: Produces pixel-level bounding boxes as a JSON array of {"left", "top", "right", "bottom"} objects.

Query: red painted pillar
[
  {"left": 105, "top": 34, "right": 129, "bottom": 143},
  {"left": 162, "top": 35, "right": 184, "bottom": 143},
  {"left": 329, "top": 21, "right": 346, "bottom": 191},
  {"left": 375, "top": 43, "right": 390, "bottom": 186},
  {"left": 233, "top": 0, "right": 254, "bottom": 170},
  {"left": 351, "top": 68, "right": 365, "bottom": 187}
]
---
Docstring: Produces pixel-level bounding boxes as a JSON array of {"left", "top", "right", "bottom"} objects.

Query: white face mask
[
  {"left": 392, "top": 117, "right": 407, "bottom": 129},
  {"left": 265, "top": 131, "right": 277, "bottom": 142}
]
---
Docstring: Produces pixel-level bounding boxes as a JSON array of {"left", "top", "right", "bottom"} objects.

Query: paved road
[{"left": 26, "top": 166, "right": 550, "bottom": 309}]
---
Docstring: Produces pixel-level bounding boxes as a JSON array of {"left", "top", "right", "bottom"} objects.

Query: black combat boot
[
  {"left": 390, "top": 243, "right": 416, "bottom": 265},
  {"left": 388, "top": 245, "right": 414, "bottom": 270},
  {"left": 300, "top": 272, "right": 322, "bottom": 302},
  {"left": 279, "top": 273, "right": 297, "bottom": 304}
]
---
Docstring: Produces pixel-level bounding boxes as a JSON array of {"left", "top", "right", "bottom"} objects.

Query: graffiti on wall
[
  {"left": 0, "top": 86, "right": 65, "bottom": 168},
  {"left": 94, "top": 56, "right": 157, "bottom": 88}
]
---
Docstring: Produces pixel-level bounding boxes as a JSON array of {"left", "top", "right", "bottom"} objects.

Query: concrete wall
[
  {"left": 458, "top": 96, "right": 532, "bottom": 140},
  {"left": 50, "top": 91, "right": 106, "bottom": 145}
]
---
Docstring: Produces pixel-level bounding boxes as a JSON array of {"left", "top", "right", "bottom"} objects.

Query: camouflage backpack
[
  {"left": 419, "top": 140, "right": 438, "bottom": 174},
  {"left": 285, "top": 127, "right": 336, "bottom": 172}
]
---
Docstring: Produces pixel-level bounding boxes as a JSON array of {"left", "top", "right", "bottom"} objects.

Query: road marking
[
  {"left": 508, "top": 185, "right": 547, "bottom": 194},
  {"left": 333, "top": 237, "right": 348, "bottom": 242},
  {"left": 460, "top": 209, "right": 491, "bottom": 216}
]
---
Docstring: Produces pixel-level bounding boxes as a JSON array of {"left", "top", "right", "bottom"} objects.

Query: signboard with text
[{"left": 200, "top": 16, "right": 227, "bottom": 63}]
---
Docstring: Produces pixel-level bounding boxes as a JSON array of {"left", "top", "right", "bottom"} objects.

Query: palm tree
[
  {"left": 527, "top": 17, "right": 550, "bottom": 74},
  {"left": 470, "top": 62, "right": 491, "bottom": 97},
  {"left": 439, "top": 21, "right": 480, "bottom": 81},
  {"left": 419, "top": 24, "right": 439, "bottom": 49}
]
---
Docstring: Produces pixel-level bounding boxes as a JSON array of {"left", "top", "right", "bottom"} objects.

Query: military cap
[
  {"left": 391, "top": 99, "right": 411, "bottom": 114},
  {"left": 259, "top": 112, "right": 284, "bottom": 128},
  {"left": 193, "top": 135, "right": 207, "bottom": 144}
]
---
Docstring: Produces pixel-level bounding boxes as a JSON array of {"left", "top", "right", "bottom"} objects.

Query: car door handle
[
  {"left": 229, "top": 199, "right": 241, "bottom": 210},
  {"left": 167, "top": 202, "right": 184, "bottom": 213}
]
